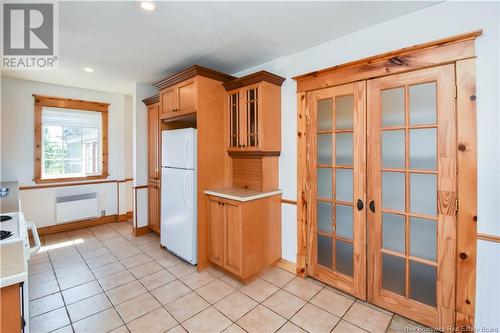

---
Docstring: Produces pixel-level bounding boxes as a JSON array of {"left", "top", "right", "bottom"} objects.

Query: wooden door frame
[{"left": 295, "top": 31, "right": 480, "bottom": 330}]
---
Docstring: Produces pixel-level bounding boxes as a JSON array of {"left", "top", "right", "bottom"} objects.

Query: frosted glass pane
[
  {"left": 317, "top": 134, "right": 333, "bottom": 165},
  {"left": 410, "top": 82, "right": 436, "bottom": 125},
  {"left": 410, "top": 261, "right": 436, "bottom": 307},
  {"left": 382, "top": 254, "right": 405, "bottom": 296},
  {"left": 382, "top": 87, "right": 405, "bottom": 127},
  {"left": 335, "top": 133, "right": 353, "bottom": 166},
  {"left": 410, "top": 128, "right": 436, "bottom": 170},
  {"left": 317, "top": 201, "right": 333, "bottom": 234},
  {"left": 410, "top": 173, "right": 437, "bottom": 216},
  {"left": 382, "top": 130, "right": 405, "bottom": 168},
  {"left": 382, "top": 213, "right": 405, "bottom": 253},
  {"left": 317, "top": 99, "right": 333, "bottom": 131},
  {"left": 317, "top": 234, "right": 332, "bottom": 268},
  {"left": 335, "top": 169, "right": 353, "bottom": 202},
  {"left": 335, "top": 205, "right": 353, "bottom": 240},
  {"left": 317, "top": 168, "right": 332, "bottom": 198},
  {"left": 335, "top": 240, "right": 353, "bottom": 277},
  {"left": 335, "top": 95, "right": 354, "bottom": 129},
  {"left": 410, "top": 217, "right": 436, "bottom": 261},
  {"left": 382, "top": 172, "right": 405, "bottom": 211}
]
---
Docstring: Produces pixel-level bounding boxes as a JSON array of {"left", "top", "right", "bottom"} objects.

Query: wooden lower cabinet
[
  {"left": 206, "top": 194, "right": 281, "bottom": 280},
  {"left": 148, "top": 181, "right": 160, "bottom": 233},
  {"left": 207, "top": 198, "right": 224, "bottom": 266},
  {"left": 0, "top": 283, "right": 21, "bottom": 333}
]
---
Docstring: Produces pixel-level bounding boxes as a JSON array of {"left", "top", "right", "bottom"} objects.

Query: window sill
[{"left": 33, "top": 173, "right": 109, "bottom": 184}]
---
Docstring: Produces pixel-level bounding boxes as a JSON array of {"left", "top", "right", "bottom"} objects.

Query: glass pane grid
[{"left": 380, "top": 83, "right": 439, "bottom": 306}]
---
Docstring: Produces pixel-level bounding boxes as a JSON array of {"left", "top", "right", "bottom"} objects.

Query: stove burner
[
  {"left": 0, "top": 215, "right": 12, "bottom": 222},
  {"left": 0, "top": 230, "right": 13, "bottom": 240}
]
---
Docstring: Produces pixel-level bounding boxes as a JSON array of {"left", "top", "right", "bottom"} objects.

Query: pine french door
[
  {"left": 308, "top": 81, "right": 367, "bottom": 300},
  {"left": 367, "top": 64, "right": 456, "bottom": 329}
]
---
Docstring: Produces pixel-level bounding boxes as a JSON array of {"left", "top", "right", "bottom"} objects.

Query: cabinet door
[
  {"left": 207, "top": 197, "right": 224, "bottom": 266},
  {"left": 223, "top": 201, "right": 242, "bottom": 275},
  {"left": 148, "top": 104, "right": 160, "bottom": 180},
  {"left": 227, "top": 92, "right": 240, "bottom": 149},
  {"left": 177, "top": 79, "right": 196, "bottom": 114},
  {"left": 242, "top": 86, "right": 259, "bottom": 149},
  {"left": 148, "top": 182, "right": 160, "bottom": 233},
  {"left": 160, "top": 86, "right": 177, "bottom": 117}
]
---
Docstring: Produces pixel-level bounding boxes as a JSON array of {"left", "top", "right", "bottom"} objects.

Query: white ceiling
[{"left": 2, "top": 1, "right": 436, "bottom": 95}]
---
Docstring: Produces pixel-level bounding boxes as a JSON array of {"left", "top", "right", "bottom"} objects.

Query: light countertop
[
  {"left": 0, "top": 181, "right": 20, "bottom": 214},
  {"left": 204, "top": 187, "right": 282, "bottom": 202}
]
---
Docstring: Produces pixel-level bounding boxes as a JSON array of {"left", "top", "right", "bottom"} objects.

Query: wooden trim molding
[
  {"left": 223, "top": 71, "right": 286, "bottom": 91},
  {"left": 117, "top": 211, "right": 133, "bottom": 222},
  {"left": 19, "top": 178, "right": 132, "bottom": 190},
  {"left": 143, "top": 94, "right": 159, "bottom": 106},
  {"left": 32, "top": 94, "right": 110, "bottom": 112},
  {"left": 33, "top": 95, "right": 109, "bottom": 184},
  {"left": 455, "top": 58, "right": 477, "bottom": 330},
  {"left": 154, "top": 64, "right": 235, "bottom": 90},
  {"left": 293, "top": 30, "right": 482, "bottom": 92},
  {"left": 36, "top": 215, "right": 117, "bottom": 236},
  {"left": 281, "top": 199, "right": 297, "bottom": 205},
  {"left": 228, "top": 151, "right": 280, "bottom": 158},
  {"left": 477, "top": 233, "right": 500, "bottom": 243},
  {"left": 35, "top": 212, "right": 134, "bottom": 236},
  {"left": 275, "top": 259, "right": 297, "bottom": 275},
  {"left": 132, "top": 226, "right": 151, "bottom": 236}
]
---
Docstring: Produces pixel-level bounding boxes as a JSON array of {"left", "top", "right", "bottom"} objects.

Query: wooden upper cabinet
[
  {"left": 155, "top": 65, "right": 234, "bottom": 121},
  {"left": 160, "top": 86, "right": 177, "bottom": 118},
  {"left": 223, "top": 71, "right": 285, "bottom": 154},
  {"left": 177, "top": 78, "right": 196, "bottom": 113}
]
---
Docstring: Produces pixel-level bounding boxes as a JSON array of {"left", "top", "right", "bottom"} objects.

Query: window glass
[{"left": 42, "top": 107, "right": 102, "bottom": 179}]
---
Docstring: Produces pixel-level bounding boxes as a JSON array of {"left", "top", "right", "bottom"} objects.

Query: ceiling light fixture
[
  {"left": 140, "top": 1, "right": 155, "bottom": 11},
  {"left": 83, "top": 67, "right": 94, "bottom": 73}
]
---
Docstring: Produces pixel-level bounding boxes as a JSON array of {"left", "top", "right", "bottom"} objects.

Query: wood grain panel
[
  {"left": 455, "top": 58, "right": 477, "bottom": 330},
  {"left": 232, "top": 157, "right": 263, "bottom": 190},
  {"left": 207, "top": 197, "right": 224, "bottom": 266},
  {"left": 0, "top": 284, "right": 21, "bottom": 333},
  {"left": 224, "top": 201, "right": 242, "bottom": 276}
]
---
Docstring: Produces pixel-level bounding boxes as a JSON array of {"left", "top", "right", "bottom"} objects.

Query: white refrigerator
[{"left": 161, "top": 128, "right": 197, "bottom": 265}]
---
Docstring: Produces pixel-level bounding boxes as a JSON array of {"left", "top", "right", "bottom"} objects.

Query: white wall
[
  {"left": 234, "top": 1, "right": 500, "bottom": 329},
  {"left": 0, "top": 77, "right": 134, "bottom": 226}
]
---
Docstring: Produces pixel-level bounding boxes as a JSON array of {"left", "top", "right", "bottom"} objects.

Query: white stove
[{"left": 1, "top": 182, "right": 40, "bottom": 332}]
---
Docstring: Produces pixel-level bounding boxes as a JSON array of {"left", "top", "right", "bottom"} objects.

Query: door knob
[
  {"left": 369, "top": 200, "right": 375, "bottom": 213},
  {"left": 357, "top": 199, "right": 364, "bottom": 211}
]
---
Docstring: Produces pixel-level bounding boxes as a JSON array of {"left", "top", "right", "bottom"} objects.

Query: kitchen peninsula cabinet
[
  {"left": 205, "top": 188, "right": 282, "bottom": 280},
  {"left": 223, "top": 71, "right": 285, "bottom": 154}
]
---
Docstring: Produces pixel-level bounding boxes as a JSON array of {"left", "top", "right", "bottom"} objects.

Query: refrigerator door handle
[
  {"left": 184, "top": 136, "right": 190, "bottom": 169},
  {"left": 184, "top": 172, "right": 189, "bottom": 206}
]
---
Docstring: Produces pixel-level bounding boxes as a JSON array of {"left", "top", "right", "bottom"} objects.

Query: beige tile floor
[{"left": 28, "top": 221, "right": 429, "bottom": 333}]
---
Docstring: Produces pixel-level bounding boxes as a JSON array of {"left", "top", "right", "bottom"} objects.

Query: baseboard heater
[{"left": 56, "top": 193, "right": 98, "bottom": 224}]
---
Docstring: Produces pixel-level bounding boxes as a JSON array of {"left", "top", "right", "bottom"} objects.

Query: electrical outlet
[{"left": 101, "top": 210, "right": 106, "bottom": 216}]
